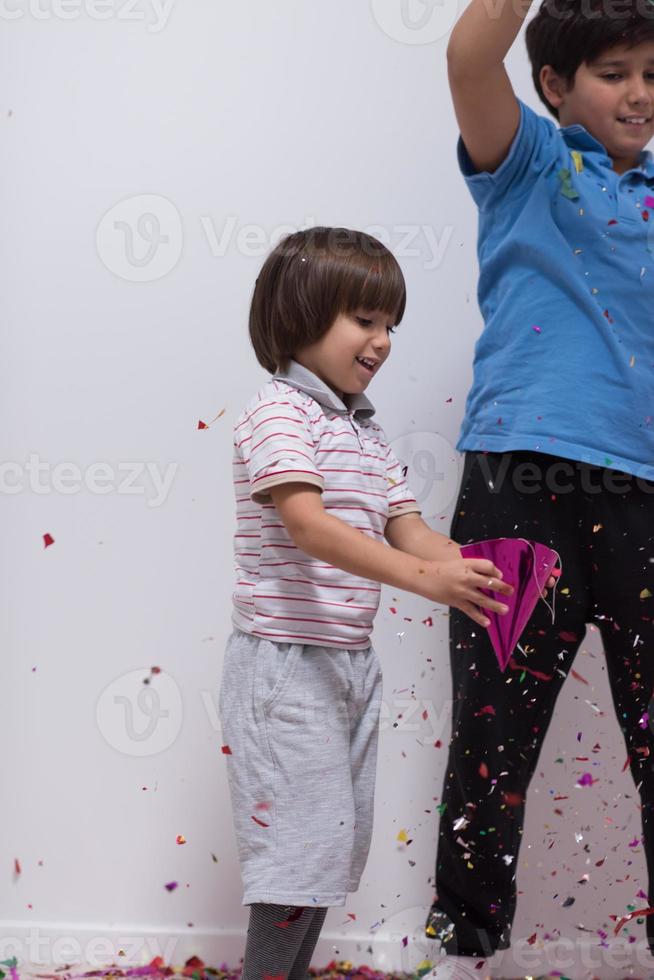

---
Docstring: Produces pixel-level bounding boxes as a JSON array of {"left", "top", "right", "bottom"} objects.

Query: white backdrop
[{"left": 2, "top": 0, "right": 653, "bottom": 975}]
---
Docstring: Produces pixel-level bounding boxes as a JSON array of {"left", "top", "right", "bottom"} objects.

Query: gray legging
[{"left": 241, "top": 903, "right": 328, "bottom": 980}]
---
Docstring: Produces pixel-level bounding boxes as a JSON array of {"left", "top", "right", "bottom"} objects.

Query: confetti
[
  {"left": 614, "top": 906, "right": 654, "bottom": 935},
  {"left": 198, "top": 409, "right": 225, "bottom": 430},
  {"left": 558, "top": 168, "right": 579, "bottom": 200},
  {"left": 474, "top": 704, "right": 496, "bottom": 717},
  {"left": 43, "top": 533, "right": 54, "bottom": 548}
]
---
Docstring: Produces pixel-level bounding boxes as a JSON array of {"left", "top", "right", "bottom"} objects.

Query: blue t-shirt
[{"left": 457, "top": 98, "right": 654, "bottom": 479}]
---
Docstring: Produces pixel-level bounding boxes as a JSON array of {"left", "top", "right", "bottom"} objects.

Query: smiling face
[
  {"left": 293, "top": 309, "right": 397, "bottom": 400},
  {"left": 540, "top": 41, "right": 654, "bottom": 173}
]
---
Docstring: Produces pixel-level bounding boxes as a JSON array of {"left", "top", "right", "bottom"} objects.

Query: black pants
[{"left": 428, "top": 451, "right": 654, "bottom": 956}]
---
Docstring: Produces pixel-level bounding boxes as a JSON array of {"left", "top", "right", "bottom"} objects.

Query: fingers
[
  {"left": 474, "top": 572, "right": 514, "bottom": 598},
  {"left": 460, "top": 601, "right": 491, "bottom": 628},
  {"left": 464, "top": 559, "right": 504, "bottom": 579},
  {"left": 474, "top": 592, "right": 510, "bottom": 615}
]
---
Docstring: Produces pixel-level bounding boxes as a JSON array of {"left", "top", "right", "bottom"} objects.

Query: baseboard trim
[{"left": 2, "top": 921, "right": 654, "bottom": 978}]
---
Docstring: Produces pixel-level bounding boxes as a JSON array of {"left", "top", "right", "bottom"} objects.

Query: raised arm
[{"left": 447, "top": 0, "right": 534, "bottom": 173}]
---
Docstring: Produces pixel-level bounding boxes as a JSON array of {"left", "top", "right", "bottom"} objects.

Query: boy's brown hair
[
  {"left": 526, "top": 0, "right": 654, "bottom": 119},
  {"left": 249, "top": 226, "right": 406, "bottom": 374}
]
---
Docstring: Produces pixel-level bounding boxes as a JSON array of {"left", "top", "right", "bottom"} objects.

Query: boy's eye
[{"left": 356, "top": 315, "right": 397, "bottom": 334}]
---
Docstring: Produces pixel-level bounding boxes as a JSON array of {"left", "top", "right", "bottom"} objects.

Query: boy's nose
[{"left": 627, "top": 85, "right": 650, "bottom": 107}]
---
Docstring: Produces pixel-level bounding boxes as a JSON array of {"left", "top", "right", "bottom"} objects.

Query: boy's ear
[{"left": 540, "top": 65, "right": 568, "bottom": 111}]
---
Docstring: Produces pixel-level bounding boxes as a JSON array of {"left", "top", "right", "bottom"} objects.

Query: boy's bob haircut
[
  {"left": 249, "top": 226, "right": 406, "bottom": 374},
  {"left": 526, "top": 0, "right": 654, "bottom": 119}
]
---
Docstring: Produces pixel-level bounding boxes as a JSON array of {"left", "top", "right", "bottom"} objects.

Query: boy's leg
[
  {"left": 345, "top": 647, "right": 384, "bottom": 893},
  {"left": 587, "top": 466, "right": 654, "bottom": 951},
  {"left": 428, "top": 451, "right": 592, "bottom": 956},
  {"left": 241, "top": 904, "right": 321, "bottom": 979},
  {"left": 287, "top": 908, "right": 329, "bottom": 979}
]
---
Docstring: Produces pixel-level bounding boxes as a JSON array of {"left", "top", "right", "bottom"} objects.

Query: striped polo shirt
[{"left": 231, "top": 359, "right": 421, "bottom": 650}]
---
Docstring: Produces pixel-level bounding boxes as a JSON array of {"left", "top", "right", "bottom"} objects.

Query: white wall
[{"left": 2, "top": 1, "right": 653, "bottom": 975}]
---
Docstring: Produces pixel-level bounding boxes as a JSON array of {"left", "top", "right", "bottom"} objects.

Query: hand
[{"left": 417, "top": 558, "right": 515, "bottom": 628}]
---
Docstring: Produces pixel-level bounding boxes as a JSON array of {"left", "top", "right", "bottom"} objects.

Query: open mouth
[
  {"left": 355, "top": 356, "right": 377, "bottom": 375},
  {"left": 617, "top": 116, "right": 652, "bottom": 127}
]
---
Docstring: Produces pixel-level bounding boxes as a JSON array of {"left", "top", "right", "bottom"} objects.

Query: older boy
[{"left": 427, "top": 0, "right": 654, "bottom": 975}]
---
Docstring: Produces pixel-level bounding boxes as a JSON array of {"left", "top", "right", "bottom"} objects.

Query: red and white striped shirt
[{"left": 231, "top": 360, "right": 421, "bottom": 650}]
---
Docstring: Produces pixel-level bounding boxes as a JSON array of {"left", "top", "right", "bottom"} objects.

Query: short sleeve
[
  {"left": 235, "top": 396, "right": 324, "bottom": 504},
  {"left": 384, "top": 440, "right": 421, "bottom": 519},
  {"left": 457, "top": 98, "right": 558, "bottom": 211}
]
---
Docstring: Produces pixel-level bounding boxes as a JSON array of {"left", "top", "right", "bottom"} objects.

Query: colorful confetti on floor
[{"left": 4, "top": 958, "right": 415, "bottom": 980}]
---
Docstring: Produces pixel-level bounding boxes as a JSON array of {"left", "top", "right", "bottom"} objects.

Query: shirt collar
[
  {"left": 560, "top": 121, "right": 654, "bottom": 177},
  {"left": 272, "top": 359, "right": 376, "bottom": 420}
]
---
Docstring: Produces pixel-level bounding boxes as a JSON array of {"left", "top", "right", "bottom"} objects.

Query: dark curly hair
[{"left": 526, "top": 0, "right": 654, "bottom": 118}]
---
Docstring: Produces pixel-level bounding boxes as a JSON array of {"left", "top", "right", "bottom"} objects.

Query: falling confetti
[
  {"left": 571, "top": 150, "right": 584, "bottom": 173},
  {"left": 198, "top": 409, "right": 226, "bottom": 430},
  {"left": 558, "top": 168, "right": 579, "bottom": 199},
  {"left": 43, "top": 533, "right": 54, "bottom": 548}
]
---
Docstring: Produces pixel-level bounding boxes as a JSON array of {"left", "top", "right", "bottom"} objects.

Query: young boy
[
  {"left": 219, "top": 227, "right": 518, "bottom": 979},
  {"left": 427, "top": 0, "right": 654, "bottom": 975}
]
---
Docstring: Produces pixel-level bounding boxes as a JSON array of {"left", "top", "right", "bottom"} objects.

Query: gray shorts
[{"left": 218, "top": 628, "right": 383, "bottom": 907}]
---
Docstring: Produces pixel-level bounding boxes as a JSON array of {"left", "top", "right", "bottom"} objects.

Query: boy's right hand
[{"left": 418, "top": 558, "right": 514, "bottom": 628}]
